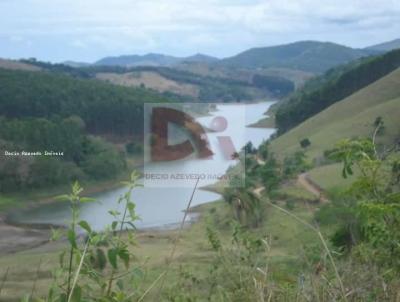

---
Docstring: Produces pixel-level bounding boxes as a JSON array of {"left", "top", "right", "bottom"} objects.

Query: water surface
[{"left": 9, "top": 102, "right": 275, "bottom": 231}]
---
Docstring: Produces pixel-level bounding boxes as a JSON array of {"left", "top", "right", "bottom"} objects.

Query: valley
[{"left": 0, "top": 37, "right": 399, "bottom": 301}]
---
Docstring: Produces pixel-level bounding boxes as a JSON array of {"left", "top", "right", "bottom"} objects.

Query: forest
[{"left": 0, "top": 68, "right": 172, "bottom": 192}]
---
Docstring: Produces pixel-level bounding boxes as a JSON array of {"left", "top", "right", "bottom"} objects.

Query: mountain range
[
  {"left": 218, "top": 41, "right": 378, "bottom": 73},
  {"left": 93, "top": 53, "right": 218, "bottom": 67},
  {"left": 86, "top": 39, "right": 399, "bottom": 73}
]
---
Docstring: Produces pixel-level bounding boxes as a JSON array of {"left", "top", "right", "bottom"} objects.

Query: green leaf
[
  {"left": 67, "top": 229, "right": 77, "bottom": 249},
  {"left": 78, "top": 220, "right": 92, "bottom": 234},
  {"left": 111, "top": 221, "right": 118, "bottom": 231},
  {"left": 55, "top": 194, "right": 71, "bottom": 202},
  {"left": 108, "top": 210, "right": 120, "bottom": 217},
  {"left": 72, "top": 181, "right": 83, "bottom": 195},
  {"left": 80, "top": 197, "right": 96, "bottom": 203},
  {"left": 96, "top": 248, "right": 107, "bottom": 270},
  {"left": 346, "top": 164, "right": 353, "bottom": 176},
  {"left": 118, "top": 248, "right": 130, "bottom": 269},
  {"left": 59, "top": 293, "right": 67, "bottom": 302},
  {"left": 125, "top": 221, "right": 136, "bottom": 230},
  {"left": 51, "top": 228, "right": 62, "bottom": 241},
  {"left": 127, "top": 202, "right": 137, "bottom": 220},
  {"left": 70, "top": 285, "right": 82, "bottom": 302},
  {"left": 116, "top": 279, "right": 124, "bottom": 290},
  {"left": 108, "top": 248, "right": 118, "bottom": 269}
]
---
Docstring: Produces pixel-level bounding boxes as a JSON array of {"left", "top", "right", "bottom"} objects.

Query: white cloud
[{"left": 0, "top": 0, "right": 399, "bottom": 61}]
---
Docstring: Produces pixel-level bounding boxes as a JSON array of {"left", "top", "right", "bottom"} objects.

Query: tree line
[{"left": 0, "top": 68, "right": 169, "bottom": 136}]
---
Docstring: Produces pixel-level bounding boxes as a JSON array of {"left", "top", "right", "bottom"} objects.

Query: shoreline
[
  {"left": 0, "top": 195, "right": 221, "bottom": 256},
  {"left": 0, "top": 168, "right": 142, "bottom": 255},
  {"left": 0, "top": 216, "right": 51, "bottom": 255}
]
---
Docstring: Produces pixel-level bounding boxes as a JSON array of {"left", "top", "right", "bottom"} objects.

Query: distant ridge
[
  {"left": 218, "top": 41, "right": 376, "bottom": 73},
  {"left": 366, "top": 38, "right": 400, "bottom": 52},
  {"left": 63, "top": 60, "right": 91, "bottom": 68},
  {"left": 95, "top": 53, "right": 218, "bottom": 67},
  {"left": 181, "top": 53, "right": 219, "bottom": 63},
  {"left": 34, "top": 38, "right": 399, "bottom": 73}
]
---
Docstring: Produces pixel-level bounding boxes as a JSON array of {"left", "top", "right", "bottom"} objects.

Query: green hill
[
  {"left": 0, "top": 68, "right": 172, "bottom": 192},
  {"left": 270, "top": 67, "right": 400, "bottom": 161},
  {"left": 16, "top": 60, "right": 282, "bottom": 101},
  {"left": 89, "top": 65, "right": 269, "bottom": 100},
  {"left": 275, "top": 48, "right": 400, "bottom": 133},
  {"left": 0, "top": 68, "right": 169, "bottom": 136},
  {"left": 219, "top": 41, "right": 374, "bottom": 73}
]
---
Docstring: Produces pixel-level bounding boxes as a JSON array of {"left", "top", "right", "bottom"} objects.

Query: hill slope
[
  {"left": 270, "top": 67, "right": 400, "bottom": 160},
  {"left": 366, "top": 38, "right": 400, "bottom": 52},
  {"left": 0, "top": 59, "right": 41, "bottom": 71},
  {"left": 275, "top": 48, "right": 400, "bottom": 133},
  {"left": 219, "top": 41, "right": 373, "bottom": 73},
  {"left": 0, "top": 68, "right": 169, "bottom": 136},
  {"left": 95, "top": 70, "right": 199, "bottom": 97},
  {"left": 88, "top": 66, "right": 279, "bottom": 100},
  {"left": 0, "top": 68, "right": 173, "bottom": 191}
]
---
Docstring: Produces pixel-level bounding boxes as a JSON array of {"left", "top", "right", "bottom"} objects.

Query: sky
[{"left": 0, "top": 0, "right": 399, "bottom": 63}]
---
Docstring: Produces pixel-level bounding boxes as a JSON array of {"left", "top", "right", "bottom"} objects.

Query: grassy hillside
[
  {"left": 0, "top": 59, "right": 41, "bottom": 72},
  {"left": 275, "top": 48, "right": 400, "bottom": 133},
  {"left": 0, "top": 196, "right": 320, "bottom": 301},
  {"left": 10, "top": 60, "right": 296, "bottom": 100},
  {"left": 96, "top": 71, "right": 200, "bottom": 97},
  {"left": 89, "top": 65, "right": 277, "bottom": 101},
  {"left": 177, "top": 63, "right": 313, "bottom": 89},
  {"left": 270, "top": 67, "right": 400, "bottom": 161},
  {"left": 219, "top": 41, "right": 374, "bottom": 73}
]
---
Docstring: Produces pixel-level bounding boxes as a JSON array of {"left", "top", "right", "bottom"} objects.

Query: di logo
[
  {"left": 150, "top": 107, "right": 237, "bottom": 162},
  {"left": 143, "top": 103, "right": 246, "bottom": 188}
]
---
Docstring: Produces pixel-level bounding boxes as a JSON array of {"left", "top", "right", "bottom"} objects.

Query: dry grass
[
  {"left": 96, "top": 71, "right": 199, "bottom": 97},
  {"left": 0, "top": 59, "right": 41, "bottom": 72}
]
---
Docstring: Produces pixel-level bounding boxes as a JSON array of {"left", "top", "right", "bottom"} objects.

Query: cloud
[{"left": 0, "top": 0, "right": 399, "bottom": 61}]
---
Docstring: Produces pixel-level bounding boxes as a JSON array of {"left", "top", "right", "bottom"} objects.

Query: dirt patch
[
  {"left": 0, "top": 217, "right": 50, "bottom": 255},
  {"left": 297, "top": 173, "right": 329, "bottom": 203}
]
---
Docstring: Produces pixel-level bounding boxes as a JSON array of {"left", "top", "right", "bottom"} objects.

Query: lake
[{"left": 9, "top": 101, "right": 276, "bottom": 231}]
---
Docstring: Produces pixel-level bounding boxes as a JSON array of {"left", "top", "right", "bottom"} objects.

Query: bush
[
  {"left": 82, "top": 137, "right": 126, "bottom": 179},
  {"left": 28, "top": 158, "right": 84, "bottom": 188},
  {"left": 300, "top": 138, "right": 311, "bottom": 148},
  {"left": 125, "top": 141, "right": 143, "bottom": 155}
]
